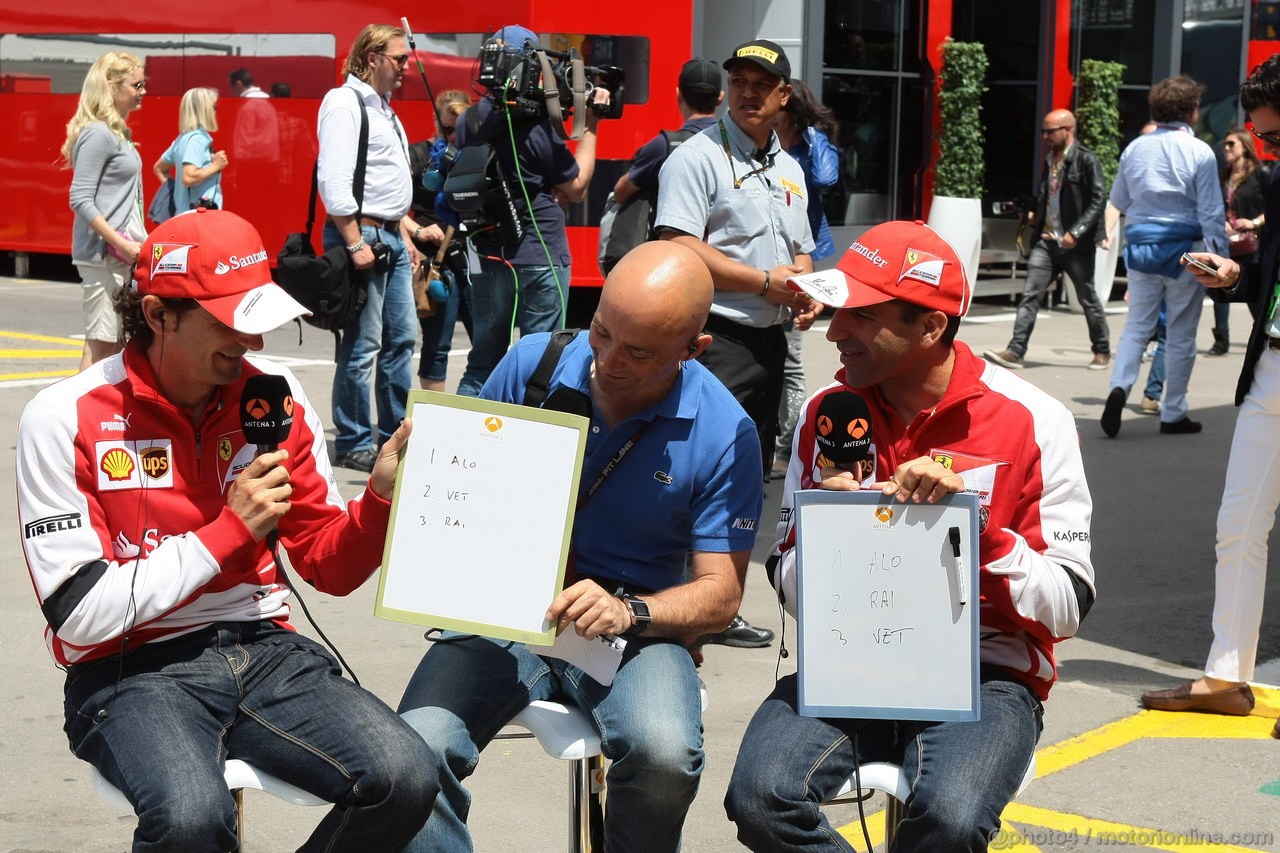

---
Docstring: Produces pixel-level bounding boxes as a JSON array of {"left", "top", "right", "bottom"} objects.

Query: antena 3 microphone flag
[
  {"left": 814, "top": 391, "right": 872, "bottom": 468},
  {"left": 241, "top": 374, "right": 294, "bottom": 452}
]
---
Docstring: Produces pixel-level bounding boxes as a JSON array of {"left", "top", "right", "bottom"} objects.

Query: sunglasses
[
  {"left": 380, "top": 53, "right": 410, "bottom": 68},
  {"left": 1250, "top": 125, "right": 1280, "bottom": 147},
  {"left": 1041, "top": 125, "right": 1071, "bottom": 135},
  {"left": 441, "top": 124, "right": 457, "bottom": 136},
  {"left": 122, "top": 80, "right": 146, "bottom": 92},
  {"left": 1224, "top": 139, "right": 1239, "bottom": 148}
]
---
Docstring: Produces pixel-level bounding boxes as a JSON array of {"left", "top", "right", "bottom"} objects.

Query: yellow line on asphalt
[
  {"left": 999, "top": 803, "right": 1269, "bottom": 852},
  {"left": 0, "top": 370, "right": 76, "bottom": 381},
  {"left": 0, "top": 330, "right": 82, "bottom": 345},
  {"left": 836, "top": 808, "right": 886, "bottom": 847},
  {"left": 0, "top": 349, "right": 82, "bottom": 358}
]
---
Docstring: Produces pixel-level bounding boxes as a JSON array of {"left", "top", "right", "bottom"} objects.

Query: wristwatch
[{"left": 619, "top": 593, "right": 651, "bottom": 637}]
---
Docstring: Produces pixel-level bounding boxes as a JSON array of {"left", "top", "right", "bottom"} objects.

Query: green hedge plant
[
  {"left": 934, "top": 38, "right": 988, "bottom": 199},
  {"left": 1076, "top": 59, "right": 1126, "bottom": 190}
]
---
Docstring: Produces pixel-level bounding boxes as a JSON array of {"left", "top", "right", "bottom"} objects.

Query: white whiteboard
[
  {"left": 376, "top": 391, "right": 588, "bottom": 645},
  {"left": 795, "top": 490, "right": 979, "bottom": 721}
]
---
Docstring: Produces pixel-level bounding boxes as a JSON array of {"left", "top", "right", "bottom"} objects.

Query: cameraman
[{"left": 455, "top": 24, "right": 610, "bottom": 397}]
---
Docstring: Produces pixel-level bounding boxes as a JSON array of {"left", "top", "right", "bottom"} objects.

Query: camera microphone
[
  {"left": 240, "top": 374, "right": 295, "bottom": 551},
  {"left": 813, "top": 391, "right": 873, "bottom": 470}
]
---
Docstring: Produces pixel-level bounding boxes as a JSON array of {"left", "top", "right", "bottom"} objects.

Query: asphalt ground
[{"left": 2, "top": 273, "right": 1279, "bottom": 852}]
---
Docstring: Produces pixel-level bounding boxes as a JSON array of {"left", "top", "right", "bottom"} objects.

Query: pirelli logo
[{"left": 24, "top": 512, "right": 83, "bottom": 539}]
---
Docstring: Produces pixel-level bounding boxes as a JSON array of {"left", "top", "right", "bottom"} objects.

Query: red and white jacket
[
  {"left": 770, "top": 341, "right": 1096, "bottom": 699},
  {"left": 17, "top": 344, "right": 391, "bottom": 666}
]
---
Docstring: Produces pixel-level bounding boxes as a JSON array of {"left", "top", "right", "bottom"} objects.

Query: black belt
[
  {"left": 1268, "top": 337, "right": 1280, "bottom": 351},
  {"left": 359, "top": 216, "right": 399, "bottom": 231}
]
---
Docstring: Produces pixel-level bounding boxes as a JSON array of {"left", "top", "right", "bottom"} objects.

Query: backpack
[
  {"left": 597, "top": 128, "right": 694, "bottom": 276},
  {"left": 276, "top": 88, "right": 369, "bottom": 354}
]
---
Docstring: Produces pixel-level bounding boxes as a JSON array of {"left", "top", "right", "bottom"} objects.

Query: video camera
[{"left": 477, "top": 37, "right": 626, "bottom": 123}]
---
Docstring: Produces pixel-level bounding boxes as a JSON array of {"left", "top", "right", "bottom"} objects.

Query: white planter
[{"left": 926, "top": 196, "right": 983, "bottom": 282}]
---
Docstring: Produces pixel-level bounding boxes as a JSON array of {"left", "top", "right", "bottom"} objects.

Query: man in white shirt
[
  {"left": 229, "top": 68, "right": 269, "bottom": 99},
  {"left": 317, "top": 24, "right": 419, "bottom": 472}
]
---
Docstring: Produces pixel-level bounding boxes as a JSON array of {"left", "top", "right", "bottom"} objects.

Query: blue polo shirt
[{"left": 481, "top": 332, "right": 764, "bottom": 591}]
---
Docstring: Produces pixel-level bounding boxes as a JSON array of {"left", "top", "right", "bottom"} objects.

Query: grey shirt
[
  {"left": 655, "top": 116, "right": 814, "bottom": 327},
  {"left": 69, "top": 122, "right": 143, "bottom": 263}
]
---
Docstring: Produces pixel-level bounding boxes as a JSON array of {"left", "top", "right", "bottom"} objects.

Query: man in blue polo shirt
[{"left": 396, "top": 241, "right": 764, "bottom": 853}]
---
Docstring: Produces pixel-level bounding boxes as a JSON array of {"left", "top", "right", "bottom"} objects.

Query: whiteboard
[
  {"left": 795, "top": 490, "right": 980, "bottom": 722},
  {"left": 376, "top": 391, "right": 588, "bottom": 645}
]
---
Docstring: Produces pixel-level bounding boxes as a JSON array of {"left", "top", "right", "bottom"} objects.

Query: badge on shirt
[
  {"left": 96, "top": 439, "right": 175, "bottom": 491},
  {"left": 929, "top": 448, "right": 1005, "bottom": 505},
  {"left": 779, "top": 177, "right": 804, "bottom": 199}
]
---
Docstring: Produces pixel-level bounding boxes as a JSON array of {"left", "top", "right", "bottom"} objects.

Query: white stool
[
  {"left": 92, "top": 758, "right": 328, "bottom": 851},
  {"left": 824, "top": 755, "right": 1037, "bottom": 850},
  {"left": 505, "top": 681, "right": 708, "bottom": 853}
]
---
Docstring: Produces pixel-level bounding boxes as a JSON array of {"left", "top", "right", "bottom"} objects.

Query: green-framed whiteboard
[{"left": 375, "top": 390, "right": 588, "bottom": 645}]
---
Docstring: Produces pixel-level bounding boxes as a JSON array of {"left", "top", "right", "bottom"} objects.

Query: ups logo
[{"left": 139, "top": 445, "right": 170, "bottom": 480}]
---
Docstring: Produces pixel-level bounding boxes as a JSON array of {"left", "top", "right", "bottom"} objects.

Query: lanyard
[
  {"left": 718, "top": 120, "right": 773, "bottom": 189},
  {"left": 579, "top": 423, "right": 648, "bottom": 509}
]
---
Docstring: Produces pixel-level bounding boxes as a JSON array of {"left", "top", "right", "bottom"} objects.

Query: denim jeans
[
  {"left": 725, "top": 671, "right": 1042, "bottom": 853},
  {"left": 324, "top": 222, "right": 416, "bottom": 455},
  {"left": 1143, "top": 306, "right": 1167, "bottom": 401},
  {"left": 64, "top": 621, "right": 440, "bottom": 853},
  {"left": 774, "top": 321, "right": 806, "bottom": 464},
  {"left": 417, "top": 268, "right": 473, "bottom": 383},
  {"left": 457, "top": 260, "right": 568, "bottom": 397},
  {"left": 1007, "top": 240, "right": 1111, "bottom": 358},
  {"left": 1109, "top": 262, "right": 1204, "bottom": 423},
  {"left": 397, "top": 633, "right": 704, "bottom": 853}
]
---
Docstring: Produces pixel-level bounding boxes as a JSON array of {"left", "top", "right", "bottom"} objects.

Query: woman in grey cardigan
[{"left": 61, "top": 51, "right": 146, "bottom": 370}]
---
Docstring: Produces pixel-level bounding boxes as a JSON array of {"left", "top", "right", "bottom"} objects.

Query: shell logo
[
  {"left": 484, "top": 416, "right": 503, "bottom": 433},
  {"left": 848, "top": 418, "right": 869, "bottom": 439},
  {"left": 816, "top": 414, "right": 834, "bottom": 436},
  {"left": 874, "top": 506, "right": 894, "bottom": 523},
  {"left": 101, "top": 448, "right": 136, "bottom": 481}
]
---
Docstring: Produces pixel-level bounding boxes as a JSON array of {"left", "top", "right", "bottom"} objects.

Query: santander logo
[
  {"left": 214, "top": 260, "right": 231, "bottom": 274},
  {"left": 215, "top": 249, "right": 269, "bottom": 275}
]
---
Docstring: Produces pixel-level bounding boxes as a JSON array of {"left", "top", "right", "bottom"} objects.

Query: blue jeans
[
  {"left": 1109, "top": 262, "right": 1204, "bottom": 423},
  {"left": 64, "top": 622, "right": 440, "bottom": 853},
  {"left": 1007, "top": 241, "right": 1111, "bottom": 358},
  {"left": 725, "top": 671, "right": 1042, "bottom": 853},
  {"left": 324, "top": 222, "right": 416, "bottom": 455},
  {"left": 1144, "top": 305, "right": 1167, "bottom": 401},
  {"left": 397, "top": 633, "right": 704, "bottom": 853},
  {"left": 418, "top": 268, "right": 473, "bottom": 383},
  {"left": 457, "top": 260, "right": 568, "bottom": 397}
]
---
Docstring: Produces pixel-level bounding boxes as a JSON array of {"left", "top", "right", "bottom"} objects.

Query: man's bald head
[
  {"left": 1043, "top": 108, "right": 1076, "bottom": 152},
  {"left": 600, "top": 241, "right": 713, "bottom": 343}
]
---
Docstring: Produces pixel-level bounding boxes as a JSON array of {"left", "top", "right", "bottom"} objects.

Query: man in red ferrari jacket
[
  {"left": 17, "top": 209, "right": 438, "bottom": 852},
  {"left": 725, "top": 220, "right": 1096, "bottom": 852}
]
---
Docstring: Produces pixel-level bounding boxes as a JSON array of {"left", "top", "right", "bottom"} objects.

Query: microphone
[
  {"left": 813, "top": 391, "right": 873, "bottom": 471},
  {"left": 240, "top": 374, "right": 295, "bottom": 550}
]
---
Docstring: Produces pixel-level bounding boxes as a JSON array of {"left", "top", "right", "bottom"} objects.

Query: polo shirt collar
[{"left": 723, "top": 114, "right": 779, "bottom": 161}]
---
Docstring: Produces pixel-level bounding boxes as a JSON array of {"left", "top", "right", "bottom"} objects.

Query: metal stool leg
[
  {"left": 569, "top": 754, "right": 605, "bottom": 853},
  {"left": 883, "top": 795, "right": 905, "bottom": 850},
  {"left": 232, "top": 788, "right": 244, "bottom": 853}
]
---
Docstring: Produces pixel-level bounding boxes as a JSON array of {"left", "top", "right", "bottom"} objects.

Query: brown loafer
[
  {"left": 1141, "top": 681, "right": 1254, "bottom": 716},
  {"left": 1273, "top": 717, "right": 1280, "bottom": 739}
]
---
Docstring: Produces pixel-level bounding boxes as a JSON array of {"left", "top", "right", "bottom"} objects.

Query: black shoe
[
  {"left": 1208, "top": 329, "right": 1229, "bottom": 356},
  {"left": 334, "top": 448, "right": 377, "bottom": 473},
  {"left": 702, "top": 615, "right": 774, "bottom": 648},
  {"left": 1160, "top": 417, "right": 1203, "bottom": 435},
  {"left": 1101, "top": 387, "right": 1126, "bottom": 438}
]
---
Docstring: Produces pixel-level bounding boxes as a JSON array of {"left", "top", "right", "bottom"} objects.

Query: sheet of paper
[{"left": 528, "top": 630, "right": 626, "bottom": 687}]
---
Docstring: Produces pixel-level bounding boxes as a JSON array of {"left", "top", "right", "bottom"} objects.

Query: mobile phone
[{"left": 1181, "top": 252, "right": 1220, "bottom": 276}]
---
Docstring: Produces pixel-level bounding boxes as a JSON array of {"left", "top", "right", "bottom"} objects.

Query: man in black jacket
[{"left": 986, "top": 109, "right": 1112, "bottom": 370}]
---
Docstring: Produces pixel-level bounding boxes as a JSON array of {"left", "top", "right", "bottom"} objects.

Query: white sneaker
[{"left": 1139, "top": 397, "right": 1160, "bottom": 415}]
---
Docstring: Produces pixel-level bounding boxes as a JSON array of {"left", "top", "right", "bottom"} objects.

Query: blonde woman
[
  {"left": 62, "top": 51, "right": 146, "bottom": 369},
  {"left": 154, "top": 87, "right": 228, "bottom": 214}
]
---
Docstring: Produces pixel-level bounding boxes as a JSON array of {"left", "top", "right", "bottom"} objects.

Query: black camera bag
[{"left": 277, "top": 88, "right": 369, "bottom": 348}]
